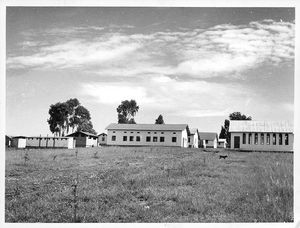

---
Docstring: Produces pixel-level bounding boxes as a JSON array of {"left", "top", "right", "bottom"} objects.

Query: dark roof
[
  {"left": 106, "top": 123, "right": 190, "bottom": 134},
  {"left": 98, "top": 133, "right": 107, "bottom": 136},
  {"left": 229, "top": 121, "right": 293, "bottom": 133},
  {"left": 66, "top": 131, "right": 98, "bottom": 137},
  {"left": 198, "top": 132, "right": 218, "bottom": 141},
  {"left": 12, "top": 136, "right": 26, "bottom": 139}
]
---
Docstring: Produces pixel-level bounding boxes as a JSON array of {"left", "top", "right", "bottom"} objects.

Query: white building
[
  {"left": 217, "top": 138, "right": 227, "bottom": 148},
  {"left": 26, "top": 136, "right": 74, "bottom": 149},
  {"left": 98, "top": 133, "right": 107, "bottom": 146},
  {"left": 11, "top": 136, "right": 26, "bottom": 148},
  {"left": 188, "top": 128, "right": 199, "bottom": 148},
  {"left": 106, "top": 123, "right": 190, "bottom": 147},
  {"left": 229, "top": 121, "right": 294, "bottom": 151},
  {"left": 199, "top": 132, "right": 218, "bottom": 148},
  {"left": 67, "top": 131, "right": 98, "bottom": 147}
]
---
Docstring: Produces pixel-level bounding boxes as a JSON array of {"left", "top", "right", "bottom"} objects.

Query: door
[{"left": 234, "top": 136, "right": 240, "bottom": 149}]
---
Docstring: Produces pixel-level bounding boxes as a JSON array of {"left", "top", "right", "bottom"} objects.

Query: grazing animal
[{"left": 219, "top": 155, "right": 228, "bottom": 159}]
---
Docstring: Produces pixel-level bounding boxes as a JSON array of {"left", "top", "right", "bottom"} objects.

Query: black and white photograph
[{"left": 1, "top": 0, "right": 298, "bottom": 225}]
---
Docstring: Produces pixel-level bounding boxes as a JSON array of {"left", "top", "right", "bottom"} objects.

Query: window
[
  {"left": 137, "top": 132, "right": 140, "bottom": 134},
  {"left": 136, "top": 136, "right": 141, "bottom": 142},
  {"left": 102, "top": 137, "right": 105, "bottom": 141},
  {"left": 254, "top": 133, "right": 258, "bottom": 144},
  {"left": 161, "top": 132, "right": 164, "bottom": 134},
  {"left": 279, "top": 134, "right": 283, "bottom": 145},
  {"left": 285, "top": 134, "right": 289, "bottom": 145},
  {"left": 113, "top": 131, "right": 115, "bottom": 133},
  {"left": 146, "top": 136, "right": 151, "bottom": 142},
  {"left": 154, "top": 132, "right": 157, "bottom": 134},
  {"left": 188, "top": 138, "right": 191, "bottom": 143},
  {"left": 153, "top": 136, "right": 158, "bottom": 142},
  {"left": 260, "top": 134, "right": 264, "bottom": 145},
  {"left": 112, "top": 135, "right": 116, "bottom": 141},
  {"left": 160, "top": 137, "right": 165, "bottom": 142},
  {"left": 242, "top": 133, "right": 246, "bottom": 144},
  {"left": 172, "top": 137, "right": 177, "bottom": 142},
  {"left": 173, "top": 132, "right": 176, "bottom": 134},
  {"left": 148, "top": 132, "right": 151, "bottom": 134},
  {"left": 272, "top": 134, "right": 276, "bottom": 145},
  {"left": 124, "top": 131, "right": 127, "bottom": 133},
  {"left": 206, "top": 140, "right": 208, "bottom": 144},
  {"left": 123, "top": 136, "right": 127, "bottom": 141},
  {"left": 249, "top": 133, "right": 252, "bottom": 144},
  {"left": 130, "top": 136, "right": 134, "bottom": 141},
  {"left": 267, "top": 133, "right": 270, "bottom": 145},
  {"left": 130, "top": 132, "right": 133, "bottom": 134}
]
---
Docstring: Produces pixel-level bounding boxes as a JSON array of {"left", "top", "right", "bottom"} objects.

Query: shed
[
  {"left": 198, "top": 132, "right": 218, "bottom": 148},
  {"left": 67, "top": 131, "right": 98, "bottom": 147},
  {"left": 98, "top": 133, "right": 107, "bottom": 145},
  {"left": 11, "top": 136, "right": 26, "bottom": 148}
]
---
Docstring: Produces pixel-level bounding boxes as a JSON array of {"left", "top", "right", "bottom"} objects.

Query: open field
[{"left": 5, "top": 146, "right": 293, "bottom": 223}]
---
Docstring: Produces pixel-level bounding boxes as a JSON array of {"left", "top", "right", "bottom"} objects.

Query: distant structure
[
  {"left": 229, "top": 121, "right": 294, "bottom": 151},
  {"left": 5, "top": 135, "right": 12, "bottom": 147},
  {"left": 67, "top": 131, "right": 98, "bottom": 147},
  {"left": 26, "top": 136, "right": 74, "bottom": 149},
  {"left": 198, "top": 132, "right": 218, "bottom": 148},
  {"left": 217, "top": 138, "right": 227, "bottom": 148},
  {"left": 105, "top": 123, "right": 190, "bottom": 147},
  {"left": 188, "top": 128, "right": 199, "bottom": 148},
  {"left": 11, "top": 136, "right": 26, "bottom": 149},
  {"left": 98, "top": 133, "right": 107, "bottom": 146}
]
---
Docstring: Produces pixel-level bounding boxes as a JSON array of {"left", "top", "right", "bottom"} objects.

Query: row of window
[
  {"left": 112, "top": 131, "right": 177, "bottom": 135},
  {"left": 111, "top": 135, "right": 177, "bottom": 143},
  {"left": 242, "top": 133, "right": 289, "bottom": 145},
  {"left": 28, "top": 138, "right": 68, "bottom": 141}
]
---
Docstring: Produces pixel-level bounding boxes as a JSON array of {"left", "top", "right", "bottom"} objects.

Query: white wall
[
  {"left": 26, "top": 137, "right": 74, "bottom": 149},
  {"left": 107, "top": 129, "right": 188, "bottom": 147},
  {"left": 188, "top": 134, "right": 199, "bottom": 148},
  {"left": 12, "top": 138, "right": 26, "bottom": 148},
  {"left": 230, "top": 132, "right": 294, "bottom": 151}
]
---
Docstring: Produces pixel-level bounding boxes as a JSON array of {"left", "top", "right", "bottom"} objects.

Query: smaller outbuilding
[
  {"left": 5, "top": 135, "right": 12, "bottom": 147},
  {"left": 199, "top": 132, "right": 218, "bottom": 149},
  {"left": 67, "top": 131, "right": 98, "bottom": 147},
  {"left": 98, "top": 133, "right": 107, "bottom": 146},
  {"left": 11, "top": 136, "right": 26, "bottom": 149},
  {"left": 26, "top": 136, "right": 74, "bottom": 149},
  {"left": 217, "top": 138, "right": 227, "bottom": 148},
  {"left": 188, "top": 128, "right": 199, "bottom": 148}
]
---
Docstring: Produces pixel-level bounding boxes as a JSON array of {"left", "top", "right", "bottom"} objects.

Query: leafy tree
[
  {"left": 155, "top": 114, "right": 165, "bottom": 124},
  {"left": 229, "top": 112, "right": 252, "bottom": 120},
  {"left": 117, "top": 100, "right": 139, "bottom": 124},
  {"left": 48, "top": 98, "right": 97, "bottom": 136}
]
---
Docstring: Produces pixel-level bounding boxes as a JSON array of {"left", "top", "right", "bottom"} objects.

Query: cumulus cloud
[{"left": 7, "top": 19, "right": 294, "bottom": 80}]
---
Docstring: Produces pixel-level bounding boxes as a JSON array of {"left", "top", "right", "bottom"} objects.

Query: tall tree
[
  {"left": 48, "top": 98, "right": 97, "bottom": 136},
  {"left": 155, "top": 114, "right": 165, "bottom": 124},
  {"left": 229, "top": 112, "right": 252, "bottom": 120},
  {"left": 117, "top": 100, "right": 139, "bottom": 124}
]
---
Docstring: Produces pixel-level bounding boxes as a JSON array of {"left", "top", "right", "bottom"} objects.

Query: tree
[
  {"left": 155, "top": 114, "right": 165, "bottom": 124},
  {"left": 229, "top": 112, "right": 252, "bottom": 120},
  {"left": 117, "top": 100, "right": 139, "bottom": 124},
  {"left": 219, "top": 112, "right": 252, "bottom": 147},
  {"left": 48, "top": 98, "right": 97, "bottom": 136}
]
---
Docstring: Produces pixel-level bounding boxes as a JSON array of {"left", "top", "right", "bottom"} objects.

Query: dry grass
[{"left": 5, "top": 147, "right": 293, "bottom": 222}]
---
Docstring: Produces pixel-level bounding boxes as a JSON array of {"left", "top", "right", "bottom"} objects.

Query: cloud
[
  {"left": 81, "top": 77, "right": 253, "bottom": 118},
  {"left": 7, "top": 19, "right": 294, "bottom": 80}
]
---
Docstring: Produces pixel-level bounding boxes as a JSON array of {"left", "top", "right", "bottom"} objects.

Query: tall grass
[{"left": 5, "top": 147, "right": 293, "bottom": 222}]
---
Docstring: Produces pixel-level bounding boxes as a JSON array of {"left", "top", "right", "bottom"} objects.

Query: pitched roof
[
  {"left": 189, "top": 128, "right": 199, "bottom": 136},
  {"left": 198, "top": 132, "right": 218, "bottom": 140},
  {"left": 106, "top": 123, "right": 189, "bottom": 133},
  {"left": 229, "top": 121, "right": 293, "bottom": 133},
  {"left": 98, "top": 133, "right": 107, "bottom": 136},
  {"left": 66, "top": 131, "right": 98, "bottom": 137}
]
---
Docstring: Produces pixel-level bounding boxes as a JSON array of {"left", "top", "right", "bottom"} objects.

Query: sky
[{"left": 6, "top": 7, "right": 295, "bottom": 136}]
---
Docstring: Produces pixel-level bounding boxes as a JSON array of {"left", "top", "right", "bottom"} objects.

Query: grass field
[{"left": 5, "top": 146, "right": 293, "bottom": 223}]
